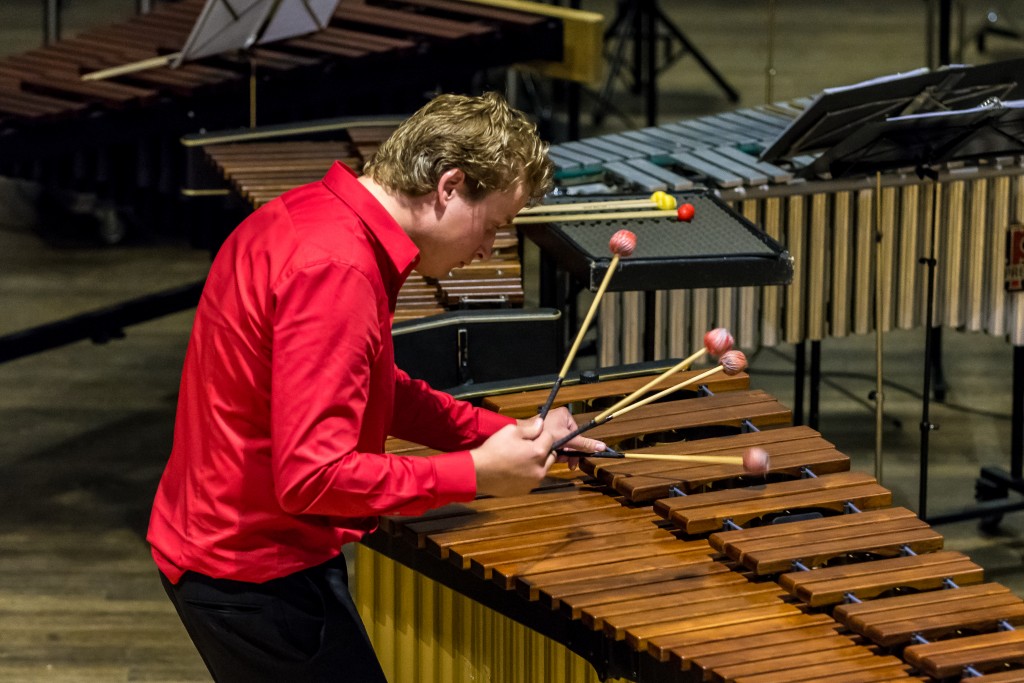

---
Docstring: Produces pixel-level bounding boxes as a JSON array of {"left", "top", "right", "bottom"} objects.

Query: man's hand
[
  {"left": 521, "top": 406, "right": 606, "bottom": 470},
  {"left": 471, "top": 418, "right": 554, "bottom": 497}
]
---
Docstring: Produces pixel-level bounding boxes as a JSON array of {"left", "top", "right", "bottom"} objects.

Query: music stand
[
  {"left": 82, "top": 0, "right": 340, "bottom": 103},
  {"left": 170, "top": 0, "right": 340, "bottom": 125},
  {"left": 594, "top": 0, "right": 739, "bottom": 128},
  {"left": 173, "top": 0, "right": 338, "bottom": 65},
  {"left": 813, "top": 100, "right": 1024, "bottom": 525},
  {"left": 759, "top": 58, "right": 1024, "bottom": 163},
  {"left": 809, "top": 100, "right": 1024, "bottom": 179}
]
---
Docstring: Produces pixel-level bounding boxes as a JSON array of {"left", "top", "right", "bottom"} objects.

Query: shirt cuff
[
  {"left": 431, "top": 451, "right": 478, "bottom": 504},
  {"left": 476, "top": 409, "right": 516, "bottom": 437}
]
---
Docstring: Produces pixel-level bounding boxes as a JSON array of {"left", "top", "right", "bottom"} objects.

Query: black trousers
[{"left": 160, "top": 553, "right": 387, "bottom": 682}]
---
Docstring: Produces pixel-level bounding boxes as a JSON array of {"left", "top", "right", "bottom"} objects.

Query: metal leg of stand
[
  {"left": 594, "top": 3, "right": 636, "bottom": 125},
  {"left": 642, "top": 291, "right": 657, "bottom": 361},
  {"left": 43, "top": 0, "right": 60, "bottom": 44},
  {"left": 930, "top": 326, "right": 947, "bottom": 401},
  {"left": 1013, "top": 345, "right": 1023, "bottom": 481},
  {"left": 650, "top": 2, "right": 740, "bottom": 103},
  {"left": 926, "top": 345, "right": 1024, "bottom": 527},
  {"left": 538, "top": 250, "right": 567, "bottom": 359},
  {"left": 809, "top": 341, "right": 821, "bottom": 430},
  {"left": 918, "top": 176, "right": 941, "bottom": 521},
  {"left": 793, "top": 341, "right": 805, "bottom": 426},
  {"left": 594, "top": 0, "right": 740, "bottom": 127},
  {"left": 919, "top": 311, "right": 938, "bottom": 523},
  {"left": 643, "top": 2, "right": 657, "bottom": 126},
  {"left": 566, "top": 83, "right": 581, "bottom": 141}
]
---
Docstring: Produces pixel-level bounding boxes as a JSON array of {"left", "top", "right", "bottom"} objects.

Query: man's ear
[{"left": 437, "top": 168, "right": 465, "bottom": 206}]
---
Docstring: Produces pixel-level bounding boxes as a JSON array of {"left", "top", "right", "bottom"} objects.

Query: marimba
[
  {"left": 183, "top": 116, "right": 526, "bottom": 322},
  {"left": 356, "top": 369, "right": 1024, "bottom": 682},
  {"left": 0, "top": 0, "right": 569, "bottom": 236}
]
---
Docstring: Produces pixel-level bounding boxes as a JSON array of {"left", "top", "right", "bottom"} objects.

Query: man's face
[{"left": 415, "top": 176, "right": 528, "bottom": 279}]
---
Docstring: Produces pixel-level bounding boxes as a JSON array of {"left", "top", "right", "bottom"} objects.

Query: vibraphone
[
  {"left": 183, "top": 116, "right": 526, "bottom": 322},
  {"left": 542, "top": 89, "right": 1024, "bottom": 364},
  {"left": 0, "top": 0, "right": 569, "bottom": 235},
  {"left": 356, "top": 371, "right": 1024, "bottom": 682}
]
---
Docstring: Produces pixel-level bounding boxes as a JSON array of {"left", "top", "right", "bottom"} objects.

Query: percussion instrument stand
[
  {"left": 917, "top": 168, "right": 942, "bottom": 521},
  {"left": 790, "top": 341, "right": 821, "bottom": 430},
  {"left": 42, "top": 0, "right": 60, "bottom": 45},
  {"left": 914, "top": 169, "right": 1024, "bottom": 528},
  {"left": 595, "top": 0, "right": 739, "bottom": 127},
  {"left": 927, "top": 347, "right": 1024, "bottom": 529}
]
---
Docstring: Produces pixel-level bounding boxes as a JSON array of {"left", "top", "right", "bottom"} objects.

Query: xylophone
[
  {"left": 0, "top": 0, "right": 571, "bottom": 236},
  {"left": 355, "top": 369, "right": 1024, "bottom": 682}
]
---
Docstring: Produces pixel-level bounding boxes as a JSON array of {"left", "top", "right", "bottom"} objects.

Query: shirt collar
[{"left": 320, "top": 162, "right": 420, "bottom": 285}]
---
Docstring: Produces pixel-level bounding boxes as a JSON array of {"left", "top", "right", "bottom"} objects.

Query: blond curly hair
[{"left": 363, "top": 92, "right": 553, "bottom": 205}]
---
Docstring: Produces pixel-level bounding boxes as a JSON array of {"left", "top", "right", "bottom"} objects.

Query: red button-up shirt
[{"left": 148, "top": 163, "right": 514, "bottom": 584}]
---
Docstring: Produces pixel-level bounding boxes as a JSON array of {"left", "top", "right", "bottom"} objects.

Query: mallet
[
  {"left": 560, "top": 327, "right": 733, "bottom": 426},
  {"left": 518, "top": 191, "right": 676, "bottom": 215},
  {"left": 588, "top": 446, "right": 771, "bottom": 474},
  {"left": 537, "top": 229, "right": 637, "bottom": 420},
  {"left": 515, "top": 204, "right": 695, "bottom": 225},
  {"left": 552, "top": 348, "right": 746, "bottom": 451}
]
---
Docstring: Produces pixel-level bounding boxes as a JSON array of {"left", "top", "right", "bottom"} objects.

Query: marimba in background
[
  {"left": 184, "top": 116, "right": 526, "bottom": 323},
  {"left": 355, "top": 370, "right": 1024, "bottom": 682},
  {"left": 0, "top": 0, "right": 570, "bottom": 238}
]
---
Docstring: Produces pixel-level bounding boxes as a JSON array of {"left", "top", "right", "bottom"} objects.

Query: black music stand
[
  {"left": 813, "top": 100, "right": 1024, "bottom": 526},
  {"left": 808, "top": 100, "right": 1024, "bottom": 179},
  {"left": 174, "top": 0, "right": 338, "bottom": 65},
  {"left": 81, "top": 0, "right": 340, "bottom": 125},
  {"left": 760, "top": 58, "right": 1024, "bottom": 163},
  {"left": 594, "top": 0, "right": 739, "bottom": 128},
  {"left": 170, "top": 0, "right": 340, "bottom": 126}
]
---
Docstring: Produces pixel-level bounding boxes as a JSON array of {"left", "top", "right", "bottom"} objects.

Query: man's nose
[{"left": 476, "top": 236, "right": 495, "bottom": 261}]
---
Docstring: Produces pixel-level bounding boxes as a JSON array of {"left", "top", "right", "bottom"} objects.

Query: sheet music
[{"left": 821, "top": 66, "right": 935, "bottom": 95}]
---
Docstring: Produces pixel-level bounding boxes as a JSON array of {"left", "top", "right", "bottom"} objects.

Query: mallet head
[{"left": 609, "top": 229, "right": 637, "bottom": 257}]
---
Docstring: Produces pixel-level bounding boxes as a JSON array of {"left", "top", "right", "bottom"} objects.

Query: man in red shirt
[{"left": 148, "top": 92, "right": 604, "bottom": 681}]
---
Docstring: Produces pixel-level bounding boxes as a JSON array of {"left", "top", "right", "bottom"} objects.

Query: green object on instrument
[
  {"left": 553, "top": 165, "right": 605, "bottom": 181},
  {"left": 737, "top": 142, "right": 763, "bottom": 155}
]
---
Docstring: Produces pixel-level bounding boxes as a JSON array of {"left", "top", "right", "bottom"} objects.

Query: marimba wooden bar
[{"left": 354, "top": 369, "right": 1022, "bottom": 681}]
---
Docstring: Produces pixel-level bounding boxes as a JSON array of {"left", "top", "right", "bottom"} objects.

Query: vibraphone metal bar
[
  {"left": 544, "top": 98, "right": 1024, "bottom": 359},
  {"left": 354, "top": 372, "right": 1021, "bottom": 681}
]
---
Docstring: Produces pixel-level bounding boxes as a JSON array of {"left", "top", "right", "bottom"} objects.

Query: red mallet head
[
  {"left": 677, "top": 203, "right": 696, "bottom": 222},
  {"left": 743, "top": 447, "right": 770, "bottom": 475},
  {"left": 703, "top": 328, "right": 734, "bottom": 357},
  {"left": 719, "top": 349, "right": 747, "bottom": 375},
  {"left": 609, "top": 229, "right": 637, "bottom": 257}
]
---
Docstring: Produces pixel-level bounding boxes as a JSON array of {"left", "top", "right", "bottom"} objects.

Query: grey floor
[{"left": 2, "top": 1, "right": 1024, "bottom": 681}]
